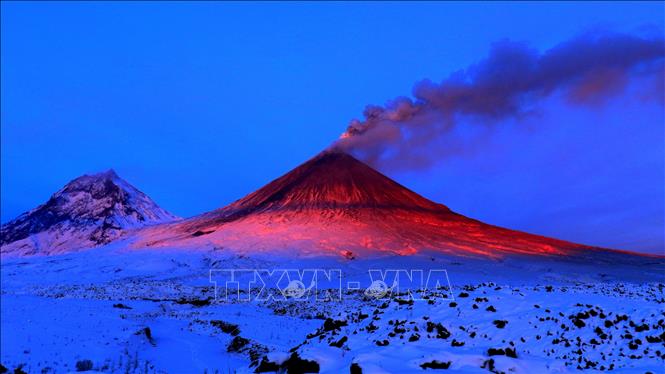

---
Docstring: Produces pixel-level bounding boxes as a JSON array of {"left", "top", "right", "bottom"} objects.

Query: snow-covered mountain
[
  {"left": 1, "top": 155, "right": 663, "bottom": 374},
  {"left": 134, "top": 150, "right": 606, "bottom": 258},
  {"left": 0, "top": 170, "right": 178, "bottom": 256}
]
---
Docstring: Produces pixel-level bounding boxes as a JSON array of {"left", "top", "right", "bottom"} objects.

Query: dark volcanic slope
[
  {"left": 136, "top": 151, "right": 599, "bottom": 258},
  {"left": 204, "top": 150, "right": 449, "bottom": 222}
]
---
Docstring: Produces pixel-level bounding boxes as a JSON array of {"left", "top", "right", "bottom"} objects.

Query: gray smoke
[{"left": 335, "top": 30, "right": 665, "bottom": 170}]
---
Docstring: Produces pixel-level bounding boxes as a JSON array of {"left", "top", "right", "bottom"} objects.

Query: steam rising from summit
[{"left": 335, "top": 31, "right": 665, "bottom": 170}]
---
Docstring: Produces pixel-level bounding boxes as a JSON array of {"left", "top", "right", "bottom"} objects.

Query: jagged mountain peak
[
  {"left": 59, "top": 169, "right": 123, "bottom": 193},
  {"left": 1, "top": 170, "right": 179, "bottom": 256},
  {"left": 66, "top": 168, "right": 118, "bottom": 182}
]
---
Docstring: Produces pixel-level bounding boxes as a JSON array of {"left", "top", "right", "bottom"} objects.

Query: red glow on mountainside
[{"left": 135, "top": 150, "right": 595, "bottom": 258}]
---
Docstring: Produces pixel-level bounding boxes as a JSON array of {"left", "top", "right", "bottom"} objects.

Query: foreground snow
[{"left": 1, "top": 246, "right": 664, "bottom": 373}]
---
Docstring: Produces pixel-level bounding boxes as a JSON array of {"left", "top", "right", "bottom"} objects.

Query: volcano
[
  {"left": 1, "top": 170, "right": 179, "bottom": 256},
  {"left": 136, "top": 150, "right": 598, "bottom": 258}
]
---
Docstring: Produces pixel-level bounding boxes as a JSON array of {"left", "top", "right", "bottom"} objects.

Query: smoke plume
[{"left": 334, "top": 30, "right": 665, "bottom": 170}]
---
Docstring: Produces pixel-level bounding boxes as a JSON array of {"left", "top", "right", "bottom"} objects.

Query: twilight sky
[{"left": 1, "top": 2, "right": 663, "bottom": 254}]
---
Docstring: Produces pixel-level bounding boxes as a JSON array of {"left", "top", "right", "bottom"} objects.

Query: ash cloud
[{"left": 335, "top": 31, "right": 665, "bottom": 170}]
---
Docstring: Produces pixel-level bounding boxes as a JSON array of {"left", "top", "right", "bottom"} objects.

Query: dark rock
[
  {"left": 75, "top": 360, "right": 93, "bottom": 372},
  {"left": 481, "top": 359, "right": 496, "bottom": 372},
  {"left": 487, "top": 347, "right": 517, "bottom": 358},
  {"left": 419, "top": 360, "right": 451, "bottom": 369},
  {"left": 255, "top": 358, "right": 280, "bottom": 373},
  {"left": 395, "top": 298, "right": 414, "bottom": 306},
  {"left": 192, "top": 230, "right": 214, "bottom": 237},
  {"left": 451, "top": 339, "right": 465, "bottom": 347},
  {"left": 635, "top": 324, "right": 650, "bottom": 332},
  {"left": 646, "top": 335, "right": 662, "bottom": 343},
  {"left": 426, "top": 322, "right": 451, "bottom": 339},
  {"left": 330, "top": 336, "right": 348, "bottom": 348},
  {"left": 228, "top": 336, "right": 250, "bottom": 352},
  {"left": 505, "top": 348, "right": 518, "bottom": 358},
  {"left": 493, "top": 320, "right": 508, "bottom": 329},
  {"left": 134, "top": 327, "right": 155, "bottom": 346},
  {"left": 323, "top": 318, "right": 348, "bottom": 332},
  {"left": 488, "top": 348, "right": 505, "bottom": 356},
  {"left": 175, "top": 298, "right": 211, "bottom": 307},
  {"left": 211, "top": 320, "right": 240, "bottom": 336},
  {"left": 572, "top": 319, "right": 586, "bottom": 328},
  {"left": 281, "top": 353, "right": 320, "bottom": 373}
]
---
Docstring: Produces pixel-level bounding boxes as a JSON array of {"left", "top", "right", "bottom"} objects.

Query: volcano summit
[
  {"left": 0, "top": 170, "right": 178, "bottom": 256},
  {"left": 135, "top": 150, "right": 599, "bottom": 258}
]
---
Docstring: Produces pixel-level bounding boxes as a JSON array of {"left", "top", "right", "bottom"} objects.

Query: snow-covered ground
[{"left": 1, "top": 244, "right": 664, "bottom": 373}]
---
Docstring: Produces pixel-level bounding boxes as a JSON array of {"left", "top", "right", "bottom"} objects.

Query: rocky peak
[{"left": 1, "top": 170, "right": 179, "bottom": 255}]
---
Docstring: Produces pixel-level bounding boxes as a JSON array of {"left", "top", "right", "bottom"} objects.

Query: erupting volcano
[{"left": 136, "top": 150, "right": 597, "bottom": 258}]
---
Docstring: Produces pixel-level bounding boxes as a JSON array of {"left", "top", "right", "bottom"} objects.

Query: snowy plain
[{"left": 1, "top": 240, "right": 664, "bottom": 374}]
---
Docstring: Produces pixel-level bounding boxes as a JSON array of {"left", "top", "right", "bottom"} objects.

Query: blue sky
[{"left": 1, "top": 2, "right": 663, "bottom": 253}]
